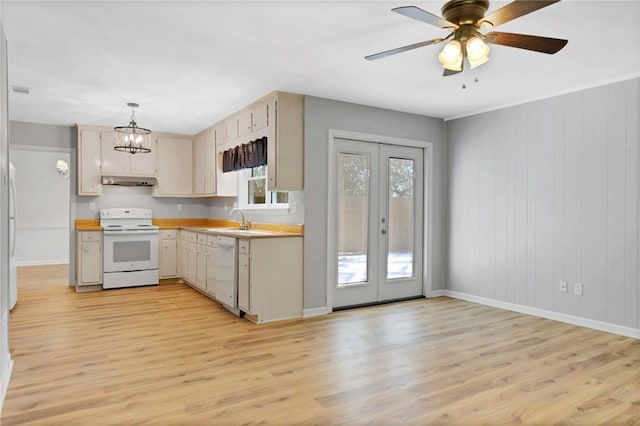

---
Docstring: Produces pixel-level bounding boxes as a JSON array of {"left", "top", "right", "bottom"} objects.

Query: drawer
[
  {"left": 185, "top": 232, "right": 197, "bottom": 243},
  {"left": 161, "top": 229, "right": 177, "bottom": 240},
  {"left": 180, "top": 231, "right": 188, "bottom": 241},
  {"left": 207, "top": 236, "right": 217, "bottom": 247},
  {"left": 81, "top": 231, "right": 101, "bottom": 242},
  {"left": 238, "top": 240, "right": 250, "bottom": 255},
  {"left": 197, "top": 233, "right": 207, "bottom": 245}
]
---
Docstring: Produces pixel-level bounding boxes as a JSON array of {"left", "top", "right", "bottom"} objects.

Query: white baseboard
[
  {"left": 16, "top": 259, "right": 68, "bottom": 267},
  {"left": 303, "top": 306, "right": 330, "bottom": 318},
  {"left": 0, "top": 358, "right": 14, "bottom": 414},
  {"left": 428, "top": 290, "right": 447, "bottom": 298},
  {"left": 440, "top": 290, "right": 640, "bottom": 339}
]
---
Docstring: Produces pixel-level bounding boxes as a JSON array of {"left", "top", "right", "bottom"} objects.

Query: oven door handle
[{"left": 103, "top": 231, "right": 159, "bottom": 236}]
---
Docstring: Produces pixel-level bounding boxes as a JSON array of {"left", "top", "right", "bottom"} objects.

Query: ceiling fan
[{"left": 365, "top": 0, "right": 568, "bottom": 76}]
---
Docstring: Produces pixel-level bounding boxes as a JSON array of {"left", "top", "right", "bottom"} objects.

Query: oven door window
[{"left": 113, "top": 241, "right": 151, "bottom": 263}]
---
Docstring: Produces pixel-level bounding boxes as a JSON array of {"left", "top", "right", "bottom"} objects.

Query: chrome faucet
[{"left": 230, "top": 208, "right": 250, "bottom": 230}]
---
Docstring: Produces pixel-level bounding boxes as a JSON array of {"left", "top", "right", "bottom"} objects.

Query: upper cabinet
[
  {"left": 100, "top": 130, "right": 157, "bottom": 177},
  {"left": 193, "top": 127, "right": 216, "bottom": 196},
  {"left": 219, "top": 91, "right": 303, "bottom": 191},
  {"left": 78, "top": 128, "right": 102, "bottom": 196},
  {"left": 265, "top": 92, "right": 303, "bottom": 191},
  {"left": 152, "top": 137, "right": 193, "bottom": 196},
  {"left": 215, "top": 123, "right": 237, "bottom": 197}
]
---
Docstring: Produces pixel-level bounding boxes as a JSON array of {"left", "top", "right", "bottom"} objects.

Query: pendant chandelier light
[{"left": 114, "top": 102, "right": 151, "bottom": 154}]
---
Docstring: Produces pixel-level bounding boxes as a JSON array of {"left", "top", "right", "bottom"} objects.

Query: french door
[{"left": 332, "top": 138, "right": 424, "bottom": 309}]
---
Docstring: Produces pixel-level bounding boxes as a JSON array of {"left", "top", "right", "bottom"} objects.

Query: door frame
[{"left": 326, "top": 129, "right": 434, "bottom": 311}]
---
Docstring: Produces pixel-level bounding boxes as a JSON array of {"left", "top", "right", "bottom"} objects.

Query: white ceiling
[{"left": 3, "top": 0, "right": 640, "bottom": 135}]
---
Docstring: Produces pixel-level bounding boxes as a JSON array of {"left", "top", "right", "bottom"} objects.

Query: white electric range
[{"left": 100, "top": 208, "right": 159, "bottom": 289}]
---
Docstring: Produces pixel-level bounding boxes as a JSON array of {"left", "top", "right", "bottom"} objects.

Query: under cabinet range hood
[{"left": 101, "top": 176, "right": 157, "bottom": 186}]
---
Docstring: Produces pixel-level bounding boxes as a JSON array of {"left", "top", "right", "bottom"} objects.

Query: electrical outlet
[
  {"left": 574, "top": 283, "right": 583, "bottom": 296},
  {"left": 89, "top": 202, "right": 96, "bottom": 211},
  {"left": 291, "top": 201, "right": 297, "bottom": 214},
  {"left": 177, "top": 204, "right": 183, "bottom": 211},
  {"left": 559, "top": 281, "right": 567, "bottom": 293}
]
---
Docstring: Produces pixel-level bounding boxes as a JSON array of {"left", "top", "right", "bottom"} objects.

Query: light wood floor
[{"left": 2, "top": 265, "right": 639, "bottom": 425}]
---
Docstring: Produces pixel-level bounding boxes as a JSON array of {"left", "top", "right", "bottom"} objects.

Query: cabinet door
[
  {"left": 160, "top": 239, "right": 177, "bottom": 278},
  {"left": 238, "top": 110, "right": 252, "bottom": 138},
  {"left": 180, "top": 238, "right": 188, "bottom": 279},
  {"left": 78, "top": 129, "right": 102, "bottom": 195},
  {"left": 80, "top": 241, "right": 101, "bottom": 284},
  {"left": 252, "top": 101, "right": 269, "bottom": 132},
  {"left": 195, "top": 243, "right": 207, "bottom": 290},
  {"left": 187, "top": 241, "right": 197, "bottom": 284},
  {"left": 215, "top": 128, "right": 238, "bottom": 197},
  {"left": 225, "top": 117, "right": 239, "bottom": 143},
  {"left": 100, "top": 130, "right": 130, "bottom": 175},
  {"left": 156, "top": 137, "right": 193, "bottom": 195},
  {"left": 130, "top": 136, "right": 157, "bottom": 176},
  {"left": 204, "top": 128, "right": 216, "bottom": 195},
  {"left": 193, "top": 132, "right": 205, "bottom": 195},
  {"left": 238, "top": 253, "right": 250, "bottom": 313},
  {"left": 205, "top": 246, "right": 216, "bottom": 295}
]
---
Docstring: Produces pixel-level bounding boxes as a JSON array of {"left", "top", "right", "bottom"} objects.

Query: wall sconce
[{"left": 56, "top": 160, "right": 69, "bottom": 179}]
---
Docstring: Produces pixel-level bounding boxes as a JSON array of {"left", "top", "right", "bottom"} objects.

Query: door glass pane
[
  {"left": 387, "top": 158, "right": 414, "bottom": 279},
  {"left": 338, "top": 153, "right": 369, "bottom": 285}
]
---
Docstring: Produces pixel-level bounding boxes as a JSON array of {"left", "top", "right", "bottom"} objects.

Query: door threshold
[{"left": 332, "top": 295, "right": 425, "bottom": 312}]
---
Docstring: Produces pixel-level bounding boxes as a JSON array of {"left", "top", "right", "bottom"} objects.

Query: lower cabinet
[
  {"left": 76, "top": 231, "right": 102, "bottom": 290},
  {"left": 205, "top": 237, "right": 217, "bottom": 295},
  {"left": 160, "top": 229, "right": 178, "bottom": 278},
  {"left": 237, "top": 237, "right": 303, "bottom": 323},
  {"left": 177, "top": 230, "right": 303, "bottom": 323}
]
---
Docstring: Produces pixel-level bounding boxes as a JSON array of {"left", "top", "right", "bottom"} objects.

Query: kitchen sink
[{"left": 204, "top": 228, "right": 277, "bottom": 235}]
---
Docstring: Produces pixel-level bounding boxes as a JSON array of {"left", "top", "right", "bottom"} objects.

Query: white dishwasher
[{"left": 214, "top": 236, "right": 240, "bottom": 315}]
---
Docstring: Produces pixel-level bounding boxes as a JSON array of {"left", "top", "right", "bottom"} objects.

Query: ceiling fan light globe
[
  {"left": 438, "top": 40, "right": 463, "bottom": 71},
  {"left": 466, "top": 36, "right": 489, "bottom": 61},
  {"left": 468, "top": 56, "right": 490, "bottom": 69}
]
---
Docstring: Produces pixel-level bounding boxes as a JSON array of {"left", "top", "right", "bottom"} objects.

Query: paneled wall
[{"left": 446, "top": 78, "right": 640, "bottom": 330}]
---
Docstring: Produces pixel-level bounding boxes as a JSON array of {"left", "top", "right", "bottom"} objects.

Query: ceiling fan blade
[
  {"left": 365, "top": 38, "right": 445, "bottom": 61},
  {"left": 392, "top": 6, "right": 458, "bottom": 29},
  {"left": 443, "top": 68, "right": 462, "bottom": 77},
  {"left": 443, "top": 59, "right": 464, "bottom": 77},
  {"left": 486, "top": 31, "right": 568, "bottom": 54},
  {"left": 482, "top": 0, "right": 561, "bottom": 27}
]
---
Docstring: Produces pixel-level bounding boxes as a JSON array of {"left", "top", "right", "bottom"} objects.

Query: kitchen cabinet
[
  {"left": 236, "top": 237, "right": 303, "bottom": 323},
  {"left": 153, "top": 137, "right": 193, "bottom": 196},
  {"left": 76, "top": 231, "right": 102, "bottom": 290},
  {"left": 205, "top": 236, "right": 217, "bottom": 295},
  {"left": 195, "top": 234, "right": 207, "bottom": 290},
  {"left": 77, "top": 128, "right": 102, "bottom": 196},
  {"left": 215, "top": 123, "right": 238, "bottom": 197},
  {"left": 186, "top": 233, "right": 197, "bottom": 285},
  {"left": 159, "top": 229, "right": 177, "bottom": 278},
  {"left": 100, "top": 130, "right": 158, "bottom": 177},
  {"left": 265, "top": 92, "right": 303, "bottom": 191},
  {"left": 251, "top": 100, "right": 269, "bottom": 133},
  {"left": 193, "top": 131, "right": 205, "bottom": 195},
  {"left": 193, "top": 127, "right": 216, "bottom": 196},
  {"left": 225, "top": 117, "right": 239, "bottom": 143},
  {"left": 238, "top": 109, "right": 252, "bottom": 138}
]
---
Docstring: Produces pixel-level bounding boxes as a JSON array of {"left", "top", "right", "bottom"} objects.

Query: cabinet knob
[{"left": 83, "top": 247, "right": 89, "bottom": 253}]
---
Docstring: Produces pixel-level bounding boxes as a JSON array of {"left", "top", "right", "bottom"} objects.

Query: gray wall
[
  {"left": 76, "top": 187, "right": 208, "bottom": 219},
  {"left": 10, "top": 121, "right": 76, "bottom": 149},
  {"left": 304, "top": 96, "right": 446, "bottom": 310},
  {"left": 446, "top": 77, "right": 640, "bottom": 330}
]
